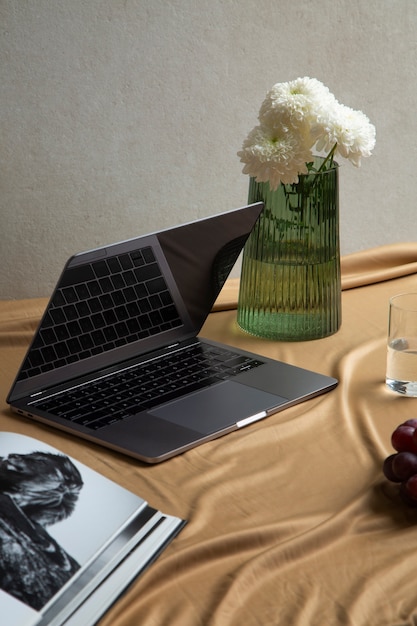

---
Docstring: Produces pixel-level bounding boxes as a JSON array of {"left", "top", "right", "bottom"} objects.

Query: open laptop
[{"left": 7, "top": 203, "right": 337, "bottom": 463}]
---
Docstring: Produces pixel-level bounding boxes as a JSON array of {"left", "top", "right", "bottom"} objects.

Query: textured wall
[{"left": 1, "top": 0, "right": 416, "bottom": 298}]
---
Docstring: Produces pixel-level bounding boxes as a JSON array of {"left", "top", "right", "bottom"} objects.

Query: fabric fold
[{"left": 340, "top": 242, "right": 417, "bottom": 290}]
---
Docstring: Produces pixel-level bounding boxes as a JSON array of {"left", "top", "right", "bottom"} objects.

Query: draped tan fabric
[{"left": 1, "top": 243, "right": 417, "bottom": 626}]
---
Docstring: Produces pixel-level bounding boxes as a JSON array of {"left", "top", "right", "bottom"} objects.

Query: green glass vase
[{"left": 237, "top": 157, "right": 341, "bottom": 341}]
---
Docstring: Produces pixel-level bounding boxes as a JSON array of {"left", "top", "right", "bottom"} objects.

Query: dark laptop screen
[{"left": 9, "top": 203, "right": 263, "bottom": 399}]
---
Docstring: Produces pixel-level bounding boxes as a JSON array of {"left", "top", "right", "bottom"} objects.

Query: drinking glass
[{"left": 386, "top": 293, "right": 417, "bottom": 396}]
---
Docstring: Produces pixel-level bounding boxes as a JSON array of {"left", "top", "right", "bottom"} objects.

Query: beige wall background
[{"left": 1, "top": 0, "right": 416, "bottom": 299}]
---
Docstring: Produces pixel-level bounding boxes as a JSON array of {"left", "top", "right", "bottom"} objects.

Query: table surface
[{"left": 1, "top": 243, "right": 417, "bottom": 626}]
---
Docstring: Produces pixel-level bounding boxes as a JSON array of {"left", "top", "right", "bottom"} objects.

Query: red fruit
[
  {"left": 403, "top": 419, "right": 417, "bottom": 429},
  {"left": 391, "top": 425, "right": 417, "bottom": 453},
  {"left": 400, "top": 482, "right": 417, "bottom": 507},
  {"left": 383, "top": 454, "right": 402, "bottom": 482},
  {"left": 404, "top": 474, "right": 417, "bottom": 500},
  {"left": 392, "top": 452, "right": 417, "bottom": 481}
]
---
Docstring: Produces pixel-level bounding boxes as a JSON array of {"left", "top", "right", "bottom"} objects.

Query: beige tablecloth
[{"left": 1, "top": 243, "right": 417, "bottom": 626}]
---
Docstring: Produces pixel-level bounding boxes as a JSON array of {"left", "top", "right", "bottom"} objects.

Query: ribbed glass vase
[{"left": 237, "top": 157, "right": 341, "bottom": 341}]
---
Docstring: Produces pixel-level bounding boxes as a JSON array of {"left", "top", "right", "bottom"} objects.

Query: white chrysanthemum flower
[
  {"left": 237, "top": 125, "right": 312, "bottom": 191},
  {"left": 238, "top": 77, "right": 375, "bottom": 187},
  {"left": 259, "top": 77, "right": 337, "bottom": 134},
  {"left": 315, "top": 103, "right": 376, "bottom": 166}
]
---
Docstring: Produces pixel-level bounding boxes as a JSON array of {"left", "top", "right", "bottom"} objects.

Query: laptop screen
[{"left": 9, "top": 203, "right": 263, "bottom": 400}]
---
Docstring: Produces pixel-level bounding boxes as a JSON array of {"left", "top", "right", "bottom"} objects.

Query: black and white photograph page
[{"left": 0, "top": 432, "right": 183, "bottom": 626}]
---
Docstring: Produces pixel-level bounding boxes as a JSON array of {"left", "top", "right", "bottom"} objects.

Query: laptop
[{"left": 7, "top": 203, "right": 337, "bottom": 463}]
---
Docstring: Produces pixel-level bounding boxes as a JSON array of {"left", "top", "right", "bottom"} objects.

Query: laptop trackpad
[{"left": 149, "top": 381, "right": 287, "bottom": 435}]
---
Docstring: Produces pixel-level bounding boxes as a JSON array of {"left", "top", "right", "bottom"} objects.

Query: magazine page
[
  {"left": 0, "top": 432, "right": 150, "bottom": 623},
  {"left": 0, "top": 590, "right": 39, "bottom": 626}
]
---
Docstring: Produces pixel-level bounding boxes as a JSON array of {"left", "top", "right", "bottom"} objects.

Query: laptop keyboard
[
  {"left": 32, "top": 343, "right": 264, "bottom": 430},
  {"left": 18, "top": 246, "right": 182, "bottom": 381}
]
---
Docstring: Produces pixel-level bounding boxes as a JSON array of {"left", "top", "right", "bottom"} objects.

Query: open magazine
[{"left": 0, "top": 432, "right": 186, "bottom": 626}]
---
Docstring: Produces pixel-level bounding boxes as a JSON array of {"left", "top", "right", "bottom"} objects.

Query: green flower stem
[{"left": 317, "top": 143, "right": 338, "bottom": 172}]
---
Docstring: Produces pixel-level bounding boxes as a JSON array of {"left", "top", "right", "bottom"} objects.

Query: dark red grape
[
  {"left": 403, "top": 419, "right": 417, "bottom": 429},
  {"left": 391, "top": 425, "right": 417, "bottom": 453},
  {"left": 383, "top": 454, "right": 402, "bottom": 482},
  {"left": 383, "top": 420, "right": 417, "bottom": 507},
  {"left": 404, "top": 474, "right": 417, "bottom": 500},
  {"left": 399, "top": 482, "right": 417, "bottom": 507},
  {"left": 392, "top": 452, "right": 417, "bottom": 481}
]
